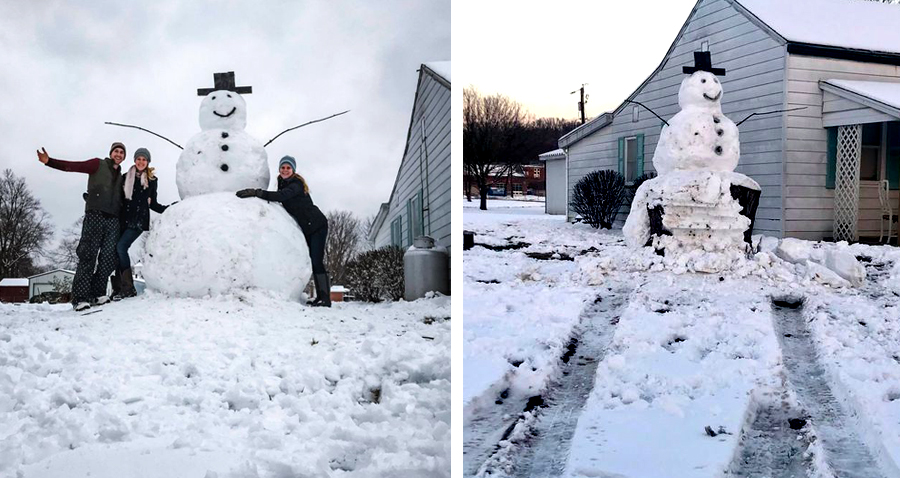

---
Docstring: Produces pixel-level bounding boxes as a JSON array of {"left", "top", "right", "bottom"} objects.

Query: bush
[
  {"left": 570, "top": 169, "right": 627, "bottom": 229},
  {"left": 345, "top": 246, "right": 404, "bottom": 302}
]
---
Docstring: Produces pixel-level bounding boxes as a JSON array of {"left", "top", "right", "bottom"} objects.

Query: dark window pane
[
  {"left": 862, "top": 123, "right": 881, "bottom": 146},
  {"left": 861, "top": 147, "right": 879, "bottom": 180}
]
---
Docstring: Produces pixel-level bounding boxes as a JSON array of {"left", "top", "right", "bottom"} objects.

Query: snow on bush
[
  {"left": 570, "top": 170, "right": 627, "bottom": 229},
  {"left": 345, "top": 246, "right": 404, "bottom": 302}
]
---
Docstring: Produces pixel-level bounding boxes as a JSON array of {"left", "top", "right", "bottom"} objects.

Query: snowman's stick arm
[
  {"left": 104, "top": 122, "right": 184, "bottom": 150},
  {"left": 623, "top": 100, "right": 669, "bottom": 126},
  {"left": 735, "top": 107, "right": 806, "bottom": 127},
  {"left": 264, "top": 110, "right": 350, "bottom": 147}
]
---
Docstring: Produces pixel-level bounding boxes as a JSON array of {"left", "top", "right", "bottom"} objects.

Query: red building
[
  {"left": 0, "top": 278, "right": 29, "bottom": 303},
  {"left": 465, "top": 163, "right": 546, "bottom": 197}
]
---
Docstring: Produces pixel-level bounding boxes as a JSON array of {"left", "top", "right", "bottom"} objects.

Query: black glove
[{"left": 236, "top": 189, "right": 257, "bottom": 199}]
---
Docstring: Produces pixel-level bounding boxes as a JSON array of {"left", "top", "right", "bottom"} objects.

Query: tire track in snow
[
  {"left": 463, "top": 388, "right": 532, "bottom": 477},
  {"left": 727, "top": 394, "right": 811, "bottom": 478},
  {"left": 771, "top": 298, "right": 886, "bottom": 478},
  {"left": 466, "top": 285, "right": 629, "bottom": 478}
]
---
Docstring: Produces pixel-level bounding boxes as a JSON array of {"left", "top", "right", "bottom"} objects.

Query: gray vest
[{"left": 85, "top": 158, "right": 123, "bottom": 216}]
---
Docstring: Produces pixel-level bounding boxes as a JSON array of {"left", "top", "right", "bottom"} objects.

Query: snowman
[
  {"left": 623, "top": 52, "right": 761, "bottom": 271},
  {"left": 141, "top": 72, "right": 312, "bottom": 299}
]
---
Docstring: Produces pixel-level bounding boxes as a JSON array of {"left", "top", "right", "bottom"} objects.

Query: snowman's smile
[
  {"left": 703, "top": 91, "right": 721, "bottom": 102},
  {"left": 214, "top": 107, "right": 237, "bottom": 118}
]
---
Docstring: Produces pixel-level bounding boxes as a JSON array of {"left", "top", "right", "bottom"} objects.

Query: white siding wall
[
  {"left": 785, "top": 55, "right": 900, "bottom": 239},
  {"left": 545, "top": 158, "right": 567, "bottom": 215},
  {"left": 566, "top": 0, "right": 786, "bottom": 236},
  {"left": 373, "top": 69, "right": 451, "bottom": 250}
]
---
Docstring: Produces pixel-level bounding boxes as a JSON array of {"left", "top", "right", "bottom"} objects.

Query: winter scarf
[{"left": 123, "top": 165, "right": 156, "bottom": 200}]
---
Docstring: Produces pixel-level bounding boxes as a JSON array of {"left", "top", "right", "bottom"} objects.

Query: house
[
  {"left": 27, "top": 269, "right": 75, "bottom": 299},
  {"left": 560, "top": 0, "right": 900, "bottom": 241},
  {"left": 0, "top": 278, "right": 29, "bottom": 303},
  {"left": 464, "top": 163, "right": 547, "bottom": 198},
  {"left": 539, "top": 149, "right": 567, "bottom": 214},
  {"left": 370, "top": 62, "right": 451, "bottom": 250}
]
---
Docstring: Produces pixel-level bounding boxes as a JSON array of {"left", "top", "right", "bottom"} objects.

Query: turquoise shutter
[
  {"left": 617, "top": 137, "right": 625, "bottom": 175},
  {"left": 406, "top": 197, "right": 413, "bottom": 246},
  {"left": 636, "top": 134, "right": 645, "bottom": 178},
  {"left": 826, "top": 127, "right": 837, "bottom": 189},
  {"left": 887, "top": 122, "right": 900, "bottom": 189}
]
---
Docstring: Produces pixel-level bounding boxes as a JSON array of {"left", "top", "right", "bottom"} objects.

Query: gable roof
[{"left": 560, "top": 0, "right": 900, "bottom": 149}]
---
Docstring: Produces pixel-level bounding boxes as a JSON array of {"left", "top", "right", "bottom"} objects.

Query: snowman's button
[
  {"left": 715, "top": 146, "right": 723, "bottom": 155},
  {"left": 694, "top": 132, "right": 699, "bottom": 136},
  {"left": 717, "top": 129, "right": 724, "bottom": 136},
  {"left": 221, "top": 132, "right": 229, "bottom": 139},
  {"left": 221, "top": 144, "right": 229, "bottom": 151},
  {"left": 221, "top": 164, "right": 229, "bottom": 172},
  {"left": 713, "top": 116, "right": 721, "bottom": 124}
]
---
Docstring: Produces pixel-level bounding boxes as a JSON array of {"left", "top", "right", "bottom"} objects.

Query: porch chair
[{"left": 879, "top": 179, "right": 897, "bottom": 243}]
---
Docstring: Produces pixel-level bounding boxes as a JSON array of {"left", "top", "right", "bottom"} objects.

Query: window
[
  {"left": 406, "top": 191, "right": 423, "bottom": 245},
  {"left": 632, "top": 105, "right": 639, "bottom": 122},
  {"left": 390, "top": 216, "right": 402, "bottom": 247},
  {"left": 860, "top": 123, "right": 881, "bottom": 181},
  {"left": 700, "top": 40, "right": 709, "bottom": 52},
  {"left": 512, "top": 183, "right": 523, "bottom": 195},
  {"left": 617, "top": 134, "right": 644, "bottom": 183},
  {"left": 534, "top": 169, "right": 541, "bottom": 179}
]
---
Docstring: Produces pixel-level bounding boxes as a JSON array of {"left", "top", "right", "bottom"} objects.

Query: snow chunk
[{"left": 142, "top": 193, "right": 311, "bottom": 299}]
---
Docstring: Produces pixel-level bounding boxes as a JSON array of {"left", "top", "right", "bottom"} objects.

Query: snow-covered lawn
[
  {"left": 0, "top": 292, "right": 450, "bottom": 477},
  {"left": 464, "top": 200, "right": 900, "bottom": 477}
]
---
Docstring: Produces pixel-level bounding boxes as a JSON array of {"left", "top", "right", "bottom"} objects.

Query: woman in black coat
[
  {"left": 114, "top": 147, "right": 169, "bottom": 299},
  {"left": 236, "top": 155, "right": 331, "bottom": 307}
]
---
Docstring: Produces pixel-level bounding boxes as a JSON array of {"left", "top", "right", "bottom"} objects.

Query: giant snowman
[
  {"left": 623, "top": 52, "right": 761, "bottom": 272},
  {"left": 142, "top": 72, "right": 312, "bottom": 298}
]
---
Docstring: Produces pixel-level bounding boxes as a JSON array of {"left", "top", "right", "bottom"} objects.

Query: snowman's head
[
  {"left": 199, "top": 90, "right": 247, "bottom": 130},
  {"left": 678, "top": 71, "right": 723, "bottom": 109}
]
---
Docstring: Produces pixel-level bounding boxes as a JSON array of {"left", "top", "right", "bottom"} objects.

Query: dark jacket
[
  {"left": 260, "top": 175, "right": 327, "bottom": 236},
  {"left": 46, "top": 157, "right": 124, "bottom": 216},
  {"left": 121, "top": 174, "right": 167, "bottom": 231}
]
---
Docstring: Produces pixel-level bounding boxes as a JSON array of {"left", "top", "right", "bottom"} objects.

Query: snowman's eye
[
  {"left": 227, "top": 93, "right": 232, "bottom": 98},
  {"left": 714, "top": 78, "right": 719, "bottom": 84},
  {"left": 212, "top": 96, "right": 216, "bottom": 100},
  {"left": 701, "top": 79, "right": 706, "bottom": 83}
]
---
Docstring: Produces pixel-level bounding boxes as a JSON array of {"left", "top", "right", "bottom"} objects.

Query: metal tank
[{"left": 404, "top": 236, "right": 450, "bottom": 301}]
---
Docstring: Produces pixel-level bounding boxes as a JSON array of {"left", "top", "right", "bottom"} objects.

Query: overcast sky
[
  {"left": 0, "top": 1, "right": 449, "bottom": 237},
  {"left": 457, "top": 0, "right": 697, "bottom": 120}
]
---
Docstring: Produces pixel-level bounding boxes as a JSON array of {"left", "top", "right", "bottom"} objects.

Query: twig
[
  {"left": 624, "top": 100, "right": 669, "bottom": 126},
  {"left": 104, "top": 122, "right": 183, "bottom": 150},
  {"left": 735, "top": 107, "right": 806, "bottom": 127},
  {"left": 264, "top": 110, "right": 350, "bottom": 147}
]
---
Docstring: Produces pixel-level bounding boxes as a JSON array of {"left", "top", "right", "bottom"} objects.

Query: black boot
[
  {"left": 110, "top": 272, "right": 122, "bottom": 301},
  {"left": 310, "top": 273, "right": 332, "bottom": 307}
]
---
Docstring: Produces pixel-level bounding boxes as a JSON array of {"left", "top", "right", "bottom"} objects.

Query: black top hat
[
  {"left": 683, "top": 51, "right": 726, "bottom": 76},
  {"left": 197, "top": 71, "right": 253, "bottom": 96}
]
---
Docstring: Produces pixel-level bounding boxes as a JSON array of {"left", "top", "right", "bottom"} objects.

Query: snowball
[
  {"left": 823, "top": 248, "right": 866, "bottom": 287},
  {"left": 678, "top": 71, "right": 723, "bottom": 110},
  {"left": 142, "top": 193, "right": 311, "bottom": 299},
  {"left": 775, "top": 238, "right": 814, "bottom": 264},
  {"left": 199, "top": 90, "right": 247, "bottom": 131},
  {"left": 652, "top": 110, "right": 739, "bottom": 175},
  {"left": 176, "top": 130, "right": 269, "bottom": 199}
]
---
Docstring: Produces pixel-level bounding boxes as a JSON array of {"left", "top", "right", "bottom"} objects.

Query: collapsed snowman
[
  {"left": 141, "top": 72, "right": 312, "bottom": 299},
  {"left": 623, "top": 52, "right": 761, "bottom": 272}
]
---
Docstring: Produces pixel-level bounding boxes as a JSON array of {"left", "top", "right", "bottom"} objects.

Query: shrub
[
  {"left": 570, "top": 170, "right": 627, "bottom": 229},
  {"left": 345, "top": 246, "right": 404, "bottom": 302}
]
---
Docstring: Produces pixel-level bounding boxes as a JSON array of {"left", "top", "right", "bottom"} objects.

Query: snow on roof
[
  {"left": 538, "top": 148, "right": 565, "bottom": 160},
  {"left": 737, "top": 0, "right": 900, "bottom": 54},
  {"left": 0, "top": 278, "right": 28, "bottom": 287},
  {"left": 823, "top": 79, "right": 900, "bottom": 111},
  {"left": 330, "top": 286, "right": 348, "bottom": 293},
  {"left": 27, "top": 268, "right": 75, "bottom": 279},
  {"left": 424, "top": 61, "right": 450, "bottom": 83}
]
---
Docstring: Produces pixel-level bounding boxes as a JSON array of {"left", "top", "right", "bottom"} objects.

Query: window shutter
[
  {"left": 826, "top": 127, "right": 837, "bottom": 189},
  {"left": 636, "top": 134, "right": 645, "bottom": 178},
  {"left": 406, "top": 198, "right": 413, "bottom": 246},
  {"left": 887, "top": 122, "right": 900, "bottom": 189},
  {"left": 617, "top": 137, "right": 625, "bottom": 175}
]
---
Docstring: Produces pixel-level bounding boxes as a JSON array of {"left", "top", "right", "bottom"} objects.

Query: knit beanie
[
  {"left": 279, "top": 155, "right": 297, "bottom": 171},
  {"left": 134, "top": 147, "right": 151, "bottom": 162},
  {"left": 109, "top": 142, "right": 126, "bottom": 156}
]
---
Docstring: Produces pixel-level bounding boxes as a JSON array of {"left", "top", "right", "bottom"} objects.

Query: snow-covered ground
[
  {"left": 464, "top": 200, "right": 900, "bottom": 477},
  {"left": 0, "top": 292, "right": 450, "bottom": 477}
]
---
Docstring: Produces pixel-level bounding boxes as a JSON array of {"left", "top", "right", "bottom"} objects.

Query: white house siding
[
  {"left": 784, "top": 54, "right": 900, "bottom": 239},
  {"left": 372, "top": 66, "right": 451, "bottom": 250},
  {"left": 565, "top": 0, "right": 786, "bottom": 236},
  {"left": 28, "top": 270, "right": 75, "bottom": 299}
]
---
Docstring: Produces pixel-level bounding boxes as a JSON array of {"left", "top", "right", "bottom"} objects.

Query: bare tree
[
  {"left": 48, "top": 217, "right": 82, "bottom": 270},
  {"left": 325, "top": 210, "right": 363, "bottom": 286},
  {"left": 0, "top": 169, "right": 53, "bottom": 279}
]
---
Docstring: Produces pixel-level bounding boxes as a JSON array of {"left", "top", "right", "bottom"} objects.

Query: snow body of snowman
[
  {"left": 623, "top": 52, "right": 760, "bottom": 272},
  {"left": 142, "top": 73, "right": 312, "bottom": 298}
]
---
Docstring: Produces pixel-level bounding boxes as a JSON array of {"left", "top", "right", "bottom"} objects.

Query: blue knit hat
[
  {"left": 134, "top": 147, "right": 151, "bottom": 162},
  {"left": 279, "top": 155, "right": 296, "bottom": 171}
]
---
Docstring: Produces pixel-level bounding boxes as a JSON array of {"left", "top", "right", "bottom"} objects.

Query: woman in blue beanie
[{"left": 236, "top": 155, "right": 331, "bottom": 307}]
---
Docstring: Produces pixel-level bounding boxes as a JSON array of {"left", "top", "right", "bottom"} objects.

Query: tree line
[
  {"left": 0, "top": 168, "right": 372, "bottom": 287},
  {"left": 463, "top": 86, "right": 581, "bottom": 210}
]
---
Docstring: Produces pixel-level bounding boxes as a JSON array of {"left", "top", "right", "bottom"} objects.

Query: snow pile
[
  {"left": 776, "top": 238, "right": 866, "bottom": 287},
  {"left": 142, "top": 193, "right": 311, "bottom": 299},
  {"left": 0, "top": 293, "right": 450, "bottom": 477}
]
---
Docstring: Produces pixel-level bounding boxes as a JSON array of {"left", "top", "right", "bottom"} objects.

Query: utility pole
[{"left": 571, "top": 84, "right": 588, "bottom": 124}]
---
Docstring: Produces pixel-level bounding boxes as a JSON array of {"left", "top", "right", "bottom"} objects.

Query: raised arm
[
  {"left": 148, "top": 180, "right": 168, "bottom": 214},
  {"left": 37, "top": 148, "right": 100, "bottom": 174}
]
